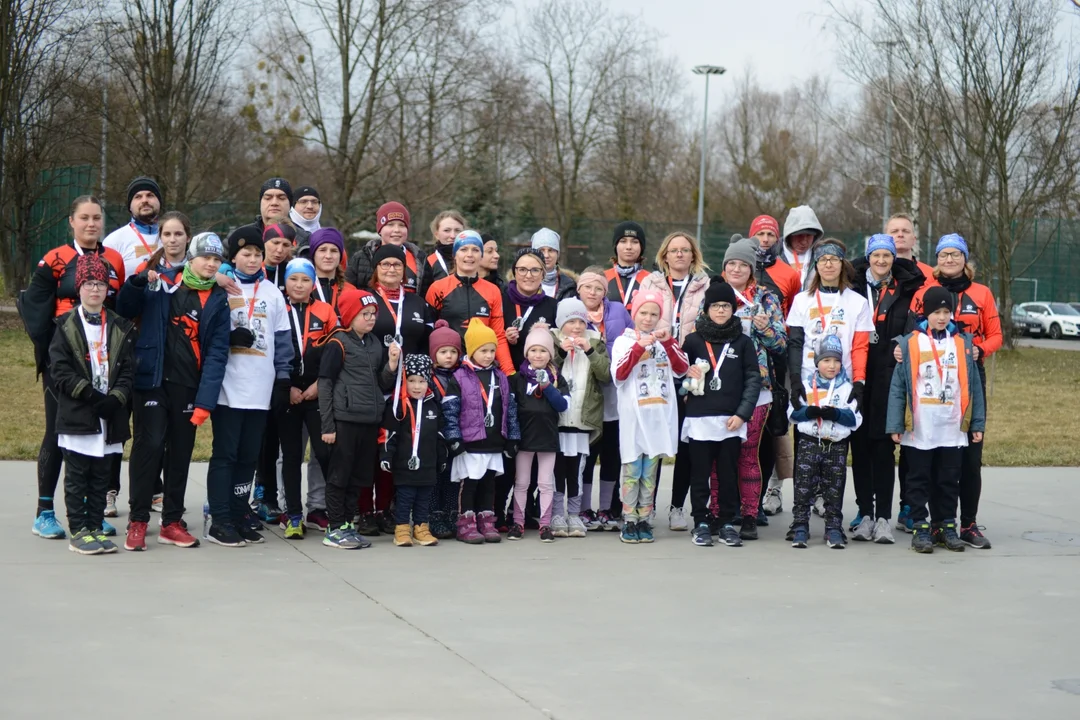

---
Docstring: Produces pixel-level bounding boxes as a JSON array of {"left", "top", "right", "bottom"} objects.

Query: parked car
[
  {"left": 1017, "top": 302, "right": 1080, "bottom": 339},
  {"left": 1010, "top": 306, "right": 1044, "bottom": 337},
  {"left": 1070, "top": 302, "right": 1080, "bottom": 315}
]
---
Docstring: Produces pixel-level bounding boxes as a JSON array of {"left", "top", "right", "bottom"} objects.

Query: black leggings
[
  {"left": 959, "top": 362, "right": 987, "bottom": 525},
  {"left": 666, "top": 399, "right": 691, "bottom": 508},
  {"left": 459, "top": 469, "right": 497, "bottom": 514},
  {"left": 37, "top": 369, "right": 63, "bottom": 511},
  {"left": 279, "top": 401, "right": 330, "bottom": 517},
  {"left": 256, "top": 410, "right": 282, "bottom": 507},
  {"left": 689, "top": 438, "right": 740, "bottom": 526},
  {"left": 849, "top": 422, "right": 898, "bottom": 520}
]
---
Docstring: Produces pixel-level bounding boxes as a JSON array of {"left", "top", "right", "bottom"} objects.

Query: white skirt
[
  {"left": 451, "top": 452, "right": 504, "bottom": 482},
  {"left": 558, "top": 432, "right": 591, "bottom": 456}
]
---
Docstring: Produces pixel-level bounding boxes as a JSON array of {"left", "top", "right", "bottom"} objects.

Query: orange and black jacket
[
  {"left": 285, "top": 298, "right": 337, "bottom": 390},
  {"left": 605, "top": 266, "right": 651, "bottom": 308},
  {"left": 428, "top": 244, "right": 454, "bottom": 282},
  {"left": 314, "top": 276, "right": 357, "bottom": 319},
  {"left": 910, "top": 275, "right": 1002, "bottom": 360},
  {"left": 426, "top": 273, "right": 515, "bottom": 375},
  {"left": 19, "top": 242, "right": 126, "bottom": 375}
]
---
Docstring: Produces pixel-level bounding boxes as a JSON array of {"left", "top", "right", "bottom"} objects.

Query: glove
[
  {"left": 81, "top": 386, "right": 106, "bottom": 403},
  {"left": 379, "top": 460, "right": 392, "bottom": 473},
  {"left": 94, "top": 394, "right": 123, "bottom": 419},
  {"left": 848, "top": 381, "right": 865, "bottom": 412},
  {"left": 190, "top": 407, "right": 211, "bottom": 427},
  {"left": 229, "top": 327, "right": 256, "bottom": 348},
  {"left": 804, "top": 405, "right": 822, "bottom": 419},
  {"left": 439, "top": 461, "right": 448, "bottom": 473},
  {"left": 271, "top": 379, "right": 291, "bottom": 411},
  {"left": 503, "top": 440, "right": 518, "bottom": 460},
  {"left": 448, "top": 440, "right": 463, "bottom": 458},
  {"left": 790, "top": 378, "right": 806, "bottom": 409},
  {"left": 128, "top": 273, "right": 149, "bottom": 288},
  {"left": 819, "top": 406, "right": 839, "bottom": 422}
]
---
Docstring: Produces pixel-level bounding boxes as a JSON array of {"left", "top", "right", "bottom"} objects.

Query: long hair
[
  {"left": 805, "top": 238, "right": 855, "bottom": 294},
  {"left": 429, "top": 209, "right": 466, "bottom": 245},
  {"left": 655, "top": 231, "right": 710, "bottom": 277},
  {"left": 146, "top": 210, "right": 192, "bottom": 269}
]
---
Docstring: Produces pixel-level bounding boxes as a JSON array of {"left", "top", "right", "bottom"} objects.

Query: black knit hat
[
  {"left": 612, "top": 221, "right": 647, "bottom": 251},
  {"left": 259, "top": 177, "right": 293, "bottom": 205},
  {"left": 126, "top": 176, "right": 162, "bottom": 208},
  {"left": 703, "top": 277, "right": 737, "bottom": 308},
  {"left": 226, "top": 225, "right": 265, "bottom": 262},
  {"left": 373, "top": 242, "right": 407, "bottom": 267},
  {"left": 293, "top": 185, "right": 319, "bottom": 203},
  {"left": 923, "top": 286, "right": 955, "bottom": 315}
]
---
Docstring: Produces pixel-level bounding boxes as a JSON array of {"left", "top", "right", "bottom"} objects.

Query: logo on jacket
[
  {"left": 426, "top": 410, "right": 437, "bottom": 420},
  {"left": 476, "top": 305, "right": 490, "bottom": 317},
  {"left": 186, "top": 309, "right": 199, "bottom": 321},
  {"left": 963, "top": 302, "right": 976, "bottom": 313}
]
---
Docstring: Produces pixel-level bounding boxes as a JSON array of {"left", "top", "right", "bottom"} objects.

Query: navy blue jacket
[{"left": 115, "top": 267, "right": 230, "bottom": 411}]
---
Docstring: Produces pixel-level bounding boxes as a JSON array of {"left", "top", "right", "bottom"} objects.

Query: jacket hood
[
  {"left": 782, "top": 206, "right": 823, "bottom": 245},
  {"left": 852, "top": 256, "right": 924, "bottom": 293}
]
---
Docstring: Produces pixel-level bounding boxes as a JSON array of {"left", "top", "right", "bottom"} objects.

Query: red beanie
[
  {"left": 748, "top": 215, "right": 780, "bottom": 239},
  {"left": 376, "top": 202, "right": 410, "bottom": 233},
  {"left": 75, "top": 253, "right": 110, "bottom": 291},
  {"left": 338, "top": 288, "right": 377, "bottom": 328},
  {"left": 428, "top": 319, "right": 462, "bottom": 362}
]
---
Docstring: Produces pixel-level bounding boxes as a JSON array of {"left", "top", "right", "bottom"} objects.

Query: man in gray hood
[{"left": 781, "top": 205, "right": 824, "bottom": 290}]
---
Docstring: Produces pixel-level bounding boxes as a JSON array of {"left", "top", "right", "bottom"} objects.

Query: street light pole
[
  {"left": 878, "top": 41, "right": 898, "bottom": 228},
  {"left": 693, "top": 65, "right": 725, "bottom": 243}
]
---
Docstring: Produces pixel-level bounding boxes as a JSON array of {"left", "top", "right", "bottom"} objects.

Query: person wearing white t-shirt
[
  {"left": 205, "top": 226, "right": 294, "bottom": 548},
  {"left": 103, "top": 176, "right": 162, "bottom": 278},
  {"left": 887, "top": 287, "right": 985, "bottom": 555}
]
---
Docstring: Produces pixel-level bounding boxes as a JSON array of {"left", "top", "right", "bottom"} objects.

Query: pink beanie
[
  {"left": 524, "top": 325, "right": 555, "bottom": 359},
  {"left": 630, "top": 289, "right": 664, "bottom": 320}
]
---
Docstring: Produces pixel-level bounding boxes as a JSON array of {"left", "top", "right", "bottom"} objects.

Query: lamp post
[
  {"left": 693, "top": 65, "right": 725, "bottom": 243},
  {"left": 877, "top": 40, "right": 899, "bottom": 228}
]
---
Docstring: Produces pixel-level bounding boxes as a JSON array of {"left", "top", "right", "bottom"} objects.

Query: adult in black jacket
[
  {"left": 345, "top": 201, "right": 433, "bottom": 296},
  {"left": 503, "top": 248, "right": 559, "bottom": 369},
  {"left": 368, "top": 243, "right": 433, "bottom": 367},
  {"left": 847, "top": 234, "right": 926, "bottom": 541}
]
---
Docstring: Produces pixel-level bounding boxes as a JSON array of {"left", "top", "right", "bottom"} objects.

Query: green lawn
[{"left": 0, "top": 321, "right": 1075, "bottom": 466}]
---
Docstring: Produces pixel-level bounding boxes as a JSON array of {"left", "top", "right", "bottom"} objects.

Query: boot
[
  {"left": 413, "top": 523, "right": 439, "bottom": 546},
  {"left": 394, "top": 524, "right": 413, "bottom": 547},
  {"left": 378, "top": 510, "right": 396, "bottom": 535},
  {"left": 356, "top": 512, "right": 380, "bottom": 536},
  {"left": 477, "top": 511, "right": 502, "bottom": 543},
  {"left": 911, "top": 522, "right": 934, "bottom": 553},
  {"left": 455, "top": 512, "right": 484, "bottom": 544},
  {"left": 430, "top": 511, "right": 454, "bottom": 539}
]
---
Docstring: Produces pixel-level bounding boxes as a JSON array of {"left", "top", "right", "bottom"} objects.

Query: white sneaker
[
  {"left": 762, "top": 482, "right": 783, "bottom": 515},
  {"left": 668, "top": 506, "right": 688, "bottom": 531},
  {"left": 104, "top": 490, "right": 119, "bottom": 518},
  {"left": 600, "top": 512, "right": 621, "bottom": 531},
  {"left": 852, "top": 515, "right": 875, "bottom": 541},
  {"left": 812, "top": 496, "right": 826, "bottom": 518},
  {"left": 872, "top": 517, "right": 895, "bottom": 544},
  {"left": 151, "top": 494, "right": 164, "bottom": 513},
  {"left": 567, "top": 515, "right": 587, "bottom": 538},
  {"left": 551, "top": 515, "right": 569, "bottom": 537}
]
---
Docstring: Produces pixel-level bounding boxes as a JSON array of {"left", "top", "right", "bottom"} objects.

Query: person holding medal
[
  {"left": 847, "top": 234, "right": 925, "bottom": 544},
  {"left": 503, "top": 248, "right": 558, "bottom": 369}
]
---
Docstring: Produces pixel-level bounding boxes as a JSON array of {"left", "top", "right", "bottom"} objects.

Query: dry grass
[{"left": 0, "top": 319, "right": 1074, "bottom": 466}]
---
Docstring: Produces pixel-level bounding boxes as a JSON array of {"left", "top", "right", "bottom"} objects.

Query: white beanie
[
  {"left": 531, "top": 227, "right": 561, "bottom": 254},
  {"left": 556, "top": 298, "right": 589, "bottom": 329}
]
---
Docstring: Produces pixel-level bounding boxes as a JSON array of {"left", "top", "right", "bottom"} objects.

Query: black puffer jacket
[
  {"left": 345, "top": 238, "right": 434, "bottom": 297},
  {"left": 850, "top": 257, "right": 926, "bottom": 436}
]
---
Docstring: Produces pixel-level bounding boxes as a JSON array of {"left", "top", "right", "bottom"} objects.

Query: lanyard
[
  {"left": 378, "top": 288, "right": 405, "bottom": 337},
  {"left": 289, "top": 304, "right": 311, "bottom": 374},
  {"left": 434, "top": 251, "right": 448, "bottom": 276},
  {"left": 81, "top": 306, "right": 108, "bottom": 367},
  {"left": 705, "top": 342, "right": 731, "bottom": 387},
  {"left": 432, "top": 376, "right": 445, "bottom": 396},
  {"left": 732, "top": 286, "right": 754, "bottom": 308},
  {"left": 409, "top": 395, "right": 424, "bottom": 460},
  {"left": 246, "top": 280, "right": 261, "bottom": 324},
  {"left": 477, "top": 370, "right": 497, "bottom": 416},
  {"left": 814, "top": 290, "right": 833, "bottom": 335},
  {"left": 668, "top": 276, "right": 688, "bottom": 325},
  {"left": 613, "top": 271, "right": 638, "bottom": 306},
  {"left": 928, "top": 332, "right": 950, "bottom": 390},
  {"left": 515, "top": 303, "right": 535, "bottom": 327},
  {"left": 129, "top": 222, "right": 154, "bottom": 255},
  {"left": 864, "top": 282, "right": 888, "bottom": 321}
]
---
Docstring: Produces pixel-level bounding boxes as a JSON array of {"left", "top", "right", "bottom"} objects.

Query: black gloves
[
  {"left": 503, "top": 440, "right": 518, "bottom": 460},
  {"left": 848, "top": 381, "right": 865, "bottom": 412},
  {"left": 447, "top": 440, "right": 463, "bottom": 458},
  {"left": 94, "top": 394, "right": 123, "bottom": 419},
  {"left": 128, "top": 273, "right": 149, "bottom": 288},
  {"left": 790, "top": 377, "right": 807, "bottom": 409},
  {"left": 819, "top": 406, "right": 840, "bottom": 422},
  {"left": 80, "top": 386, "right": 106, "bottom": 403},
  {"left": 804, "top": 405, "right": 822, "bottom": 419},
  {"left": 230, "top": 327, "right": 256, "bottom": 348},
  {"left": 271, "top": 379, "right": 291, "bottom": 411}
]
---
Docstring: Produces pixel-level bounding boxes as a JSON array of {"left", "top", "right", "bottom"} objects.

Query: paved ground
[
  {"left": 1015, "top": 336, "right": 1080, "bottom": 351},
  {"left": 3, "top": 461, "right": 1079, "bottom": 719}
]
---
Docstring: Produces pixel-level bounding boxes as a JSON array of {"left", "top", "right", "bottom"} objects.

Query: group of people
[{"left": 19, "top": 174, "right": 1000, "bottom": 556}]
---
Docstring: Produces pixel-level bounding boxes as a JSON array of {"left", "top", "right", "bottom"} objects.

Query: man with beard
[{"left": 104, "top": 177, "right": 163, "bottom": 278}]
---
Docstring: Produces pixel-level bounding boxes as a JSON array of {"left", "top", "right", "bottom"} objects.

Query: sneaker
[
  {"left": 305, "top": 509, "right": 329, "bottom": 532},
  {"left": 284, "top": 515, "right": 305, "bottom": 540},
  {"left": 848, "top": 512, "right": 864, "bottom": 530},
  {"left": 567, "top": 515, "right": 587, "bottom": 538},
  {"left": 932, "top": 521, "right": 965, "bottom": 552},
  {"left": 872, "top": 517, "right": 895, "bottom": 544},
  {"left": 251, "top": 483, "right": 264, "bottom": 512},
  {"left": 708, "top": 515, "right": 722, "bottom": 536},
  {"left": 207, "top": 524, "right": 246, "bottom": 547},
  {"left": 100, "top": 519, "right": 116, "bottom": 537},
  {"left": 151, "top": 494, "right": 164, "bottom": 513},
  {"left": 825, "top": 528, "right": 846, "bottom": 548},
  {"left": 412, "top": 523, "right": 439, "bottom": 546},
  {"left": 812, "top": 496, "right": 825, "bottom": 517},
  {"left": 756, "top": 508, "right": 769, "bottom": 526},
  {"left": 32, "top": 510, "right": 66, "bottom": 539},
  {"left": 668, "top": 506, "right": 688, "bottom": 531},
  {"left": 507, "top": 524, "right": 524, "bottom": 541},
  {"left": 69, "top": 528, "right": 104, "bottom": 555},
  {"left": 637, "top": 521, "right": 654, "bottom": 543},
  {"left": 159, "top": 522, "right": 199, "bottom": 547},
  {"left": 237, "top": 524, "right": 265, "bottom": 544},
  {"left": 356, "top": 512, "right": 381, "bottom": 536},
  {"left": 739, "top": 515, "right": 758, "bottom": 541},
  {"left": 910, "top": 522, "right": 934, "bottom": 553},
  {"left": 551, "top": 515, "right": 569, "bottom": 538},
  {"left": 960, "top": 523, "right": 991, "bottom": 549},
  {"left": 494, "top": 516, "right": 509, "bottom": 534},
  {"left": 351, "top": 530, "right": 372, "bottom": 549},
  {"left": 257, "top": 503, "right": 281, "bottom": 524},
  {"left": 620, "top": 521, "right": 639, "bottom": 544},
  {"left": 104, "top": 489, "right": 119, "bottom": 517},
  {"left": 240, "top": 513, "right": 263, "bottom": 532},
  {"left": 581, "top": 509, "right": 601, "bottom": 531},
  {"left": 762, "top": 482, "right": 783, "bottom": 515},
  {"left": 598, "top": 511, "right": 620, "bottom": 531},
  {"left": 125, "top": 520, "right": 148, "bottom": 551},
  {"left": 719, "top": 524, "right": 743, "bottom": 547},
  {"left": 852, "top": 515, "right": 875, "bottom": 542},
  {"left": 323, "top": 524, "right": 362, "bottom": 549},
  {"left": 791, "top": 525, "right": 809, "bottom": 548},
  {"left": 785, "top": 525, "right": 796, "bottom": 542},
  {"left": 896, "top": 505, "right": 912, "bottom": 531},
  {"left": 539, "top": 526, "right": 555, "bottom": 543},
  {"left": 691, "top": 523, "right": 713, "bottom": 547},
  {"left": 378, "top": 511, "right": 396, "bottom": 536}
]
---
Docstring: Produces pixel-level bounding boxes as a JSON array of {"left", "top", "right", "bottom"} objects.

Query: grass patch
[{"left": 0, "top": 321, "right": 1075, "bottom": 466}]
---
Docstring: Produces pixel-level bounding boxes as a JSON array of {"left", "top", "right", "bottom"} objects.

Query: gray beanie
[
  {"left": 723, "top": 237, "right": 758, "bottom": 269},
  {"left": 531, "top": 227, "right": 561, "bottom": 254}
]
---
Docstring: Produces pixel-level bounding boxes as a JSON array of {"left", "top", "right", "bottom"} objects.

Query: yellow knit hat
[{"left": 464, "top": 317, "right": 498, "bottom": 357}]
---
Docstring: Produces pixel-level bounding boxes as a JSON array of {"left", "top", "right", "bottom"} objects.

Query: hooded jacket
[
  {"left": 638, "top": 271, "right": 710, "bottom": 345},
  {"left": 781, "top": 206, "right": 823, "bottom": 289},
  {"left": 552, "top": 330, "right": 611, "bottom": 436},
  {"left": 380, "top": 392, "right": 446, "bottom": 486}
]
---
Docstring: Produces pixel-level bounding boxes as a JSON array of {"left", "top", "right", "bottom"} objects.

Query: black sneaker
[
  {"left": 756, "top": 508, "right": 769, "bottom": 526},
  {"left": 237, "top": 524, "right": 265, "bottom": 544},
  {"left": 932, "top": 521, "right": 965, "bottom": 552},
  {"left": 691, "top": 523, "right": 713, "bottom": 547},
  {"left": 719, "top": 524, "right": 743, "bottom": 547},
  {"left": 240, "top": 512, "right": 263, "bottom": 532},
  {"left": 507, "top": 524, "right": 524, "bottom": 541},
  {"left": 377, "top": 510, "right": 396, "bottom": 535},
  {"left": 960, "top": 523, "right": 991, "bottom": 549},
  {"left": 707, "top": 515, "right": 721, "bottom": 536},
  {"left": 356, "top": 512, "right": 381, "bottom": 536},
  {"left": 911, "top": 522, "right": 934, "bottom": 553},
  {"left": 207, "top": 524, "right": 246, "bottom": 547},
  {"left": 739, "top": 515, "right": 758, "bottom": 541},
  {"left": 539, "top": 526, "right": 554, "bottom": 543}
]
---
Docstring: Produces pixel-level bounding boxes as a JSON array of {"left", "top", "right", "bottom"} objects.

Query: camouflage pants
[{"left": 792, "top": 436, "right": 848, "bottom": 531}]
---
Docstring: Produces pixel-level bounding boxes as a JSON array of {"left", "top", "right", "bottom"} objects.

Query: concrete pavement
[{"left": 3, "top": 461, "right": 1079, "bottom": 719}]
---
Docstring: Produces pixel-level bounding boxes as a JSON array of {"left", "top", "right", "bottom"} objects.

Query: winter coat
[
  {"left": 447, "top": 363, "right": 520, "bottom": 449},
  {"left": 502, "top": 286, "right": 558, "bottom": 369},
  {"left": 512, "top": 372, "right": 569, "bottom": 452},
  {"left": 48, "top": 308, "right": 136, "bottom": 444},
  {"left": 682, "top": 331, "right": 762, "bottom": 422},
  {"left": 345, "top": 237, "right": 433, "bottom": 297},
  {"left": 724, "top": 281, "right": 787, "bottom": 392},
  {"left": 587, "top": 297, "right": 633, "bottom": 357},
  {"left": 788, "top": 369, "right": 862, "bottom": 442},
  {"left": 380, "top": 393, "right": 446, "bottom": 486},
  {"left": 552, "top": 331, "right": 610, "bottom": 436},
  {"left": 638, "top": 271, "right": 710, "bottom": 345},
  {"left": 317, "top": 328, "right": 394, "bottom": 433}
]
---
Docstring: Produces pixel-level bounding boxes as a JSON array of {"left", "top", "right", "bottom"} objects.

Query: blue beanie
[
  {"left": 816, "top": 334, "right": 844, "bottom": 364},
  {"left": 865, "top": 234, "right": 896, "bottom": 258},
  {"left": 453, "top": 230, "right": 484, "bottom": 255},
  {"left": 935, "top": 233, "right": 969, "bottom": 261},
  {"left": 284, "top": 258, "right": 316, "bottom": 283}
]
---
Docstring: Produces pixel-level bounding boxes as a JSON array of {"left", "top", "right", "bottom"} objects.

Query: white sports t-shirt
[
  {"left": 103, "top": 223, "right": 160, "bottom": 278},
  {"left": 786, "top": 289, "right": 874, "bottom": 383},
  {"left": 611, "top": 330, "right": 679, "bottom": 463},
  {"left": 900, "top": 332, "right": 969, "bottom": 451},
  {"left": 218, "top": 280, "right": 290, "bottom": 410}
]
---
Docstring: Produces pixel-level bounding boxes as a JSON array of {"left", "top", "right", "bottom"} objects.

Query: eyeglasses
[
  {"left": 82, "top": 281, "right": 107, "bottom": 290},
  {"left": 296, "top": 199, "right": 320, "bottom": 207},
  {"left": 817, "top": 256, "right": 841, "bottom": 266},
  {"left": 938, "top": 251, "right": 965, "bottom": 260},
  {"left": 667, "top": 247, "right": 693, "bottom": 256},
  {"left": 515, "top": 267, "right": 543, "bottom": 277},
  {"left": 359, "top": 310, "right": 378, "bottom": 320},
  {"left": 377, "top": 261, "right": 403, "bottom": 271}
]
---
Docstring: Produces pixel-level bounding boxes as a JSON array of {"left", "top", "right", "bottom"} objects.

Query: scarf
[
  {"left": 587, "top": 307, "right": 604, "bottom": 326},
  {"left": 506, "top": 280, "right": 547, "bottom": 307},
  {"left": 542, "top": 268, "right": 559, "bottom": 287},
  {"left": 615, "top": 262, "right": 641, "bottom": 278},
  {"left": 376, "top": 283, "right": 401, "bottom": 301},
  {"left": 235, "top": 267, "right": 265, "bottom": 283},
  {"left": 814, "top": 366, "right": 849, "bottom": 390},
  {"left": 756, "top": 241, "right": 780, "bottom": 268},
  {"left": 132, "top": 218, "right": 158, "bottom": 235},
  {"left": 866, "top": 268, "right": 892, "bottom": 289},
  {"left": 517, "top": 361, "right": 557, "bottom": 386},
  {"left": 939, "top": 273, "right": 972, "bottom": 294},
  {"left": 695, "top": 312, "right": 743, "bottom": 344},
  {"left": 182, "top": 264, "right": 217, "bottom": 291},
  {"left": 289, "top": 206, "right": 321, "bottom": 234}
]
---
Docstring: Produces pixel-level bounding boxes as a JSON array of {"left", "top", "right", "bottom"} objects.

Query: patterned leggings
[
  {"left": 620, "top": 455, "right": 659, "bottom": 522},
  {"left": 792, "top": 436, "right": 848, "bottom": 531}
]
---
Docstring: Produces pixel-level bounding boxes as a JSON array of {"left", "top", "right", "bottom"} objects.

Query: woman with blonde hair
[{"left": 427, "top": 210, "right": 466, "bottom": 281}]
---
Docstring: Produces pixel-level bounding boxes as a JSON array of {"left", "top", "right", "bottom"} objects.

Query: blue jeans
[
  {"left": 394, "top": 485, "right": 433, "bottom": 525},
  {"left": 206, "top": 406, "right": 268, "bottom": 526}
]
